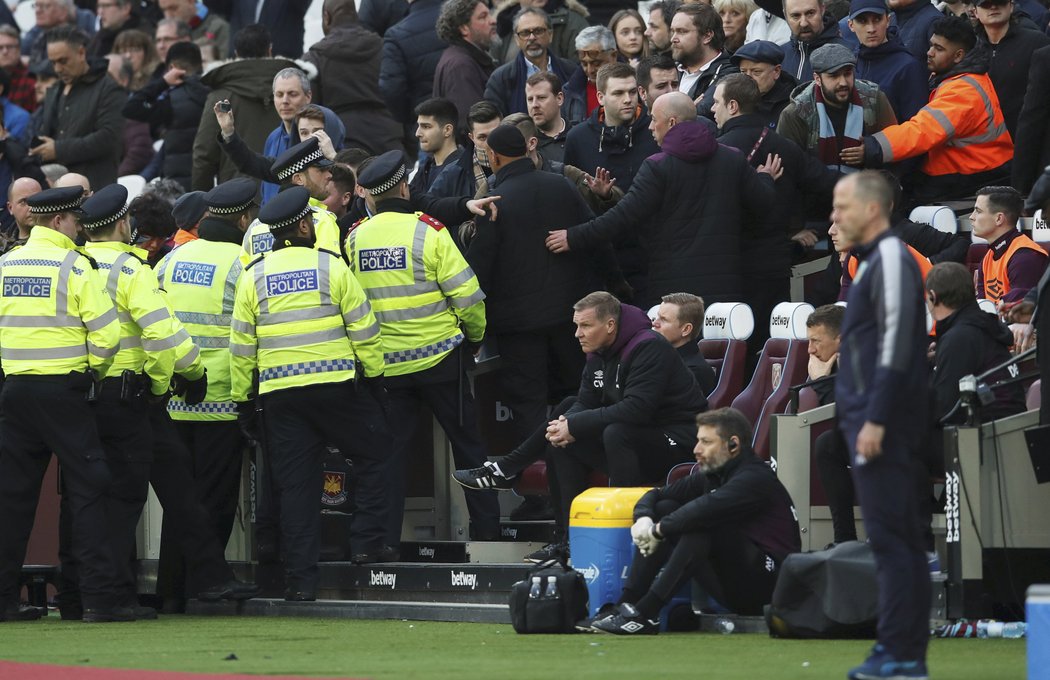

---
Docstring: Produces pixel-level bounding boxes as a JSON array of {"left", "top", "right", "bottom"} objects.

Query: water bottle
[
  {"left": 1002, "top": 622, "right": 1026, "bottom": 638},
  {"left": 545, "top": 576, "right": 559, "bottom": 599},
  {"left": 715, "top": 617, "right": 735, "bottom": 635},
  {"left": 528, "top": 576, "right": 542, "bottom": 599}
]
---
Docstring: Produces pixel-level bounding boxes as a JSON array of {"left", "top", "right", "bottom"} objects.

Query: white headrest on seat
[
  {"left": 926, "top": 305, "right": 934, "bottom": 334},
  {"left": 769, "top": 302, "right": 814, "bottom": 340},
  {"left": 976, "top": 298, "right": 998, "bottom": 315},
  {"left": 646, "top": 304, "right": 660, "bottom": 323},
  {"left": 909, "top": 206, "right": 957, "bottom": 235},
  {"left": 1034, "top": 209, "right": 1050, "bottom": 243},
  {"left": 703, "top": 302, "right": 754, "bottom": 340}
]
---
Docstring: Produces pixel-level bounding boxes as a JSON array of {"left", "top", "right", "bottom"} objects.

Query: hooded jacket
[
  {"left": 304, "top": 23, "right": 404, "bottom": 155},
  {"left": 932, "top": 301, "right": 1027, "bottom": 424},
  {"left": 855, "top": 33, "right": 930, "bottom": 123},
  {"left": 633, "top": 448, "right": 801, "bottom": 565},
  {"left": 191, "top": 57, "right": 309, "bottom": 191},
  {"left": 781, "top": 14, "right": 847, "bottom": 81},
  {"left": 35, "top": 57, "right": 124, "bottom": 189},
  {"left": 123, "top": 73, "right": 210, "bottom": 191},
  {"left": 379, "top": 0, "right": 446, "bottom": 125},
  {"left": 866, "top": 47, "right": 1013, "bottom": 178},
  {"left": 562, "top": 106, "right": 659, "bottom": 193},
  {"left": 564, "top": 304, "right": 708, "bottom": 442},
  {"left": 565, "top": 121, "right": 775, "bottom": 306}
]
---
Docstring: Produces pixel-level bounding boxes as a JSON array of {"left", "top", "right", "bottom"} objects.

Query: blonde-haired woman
[{"left": 713, "top": 0, "right": 759, "bottom": 54}]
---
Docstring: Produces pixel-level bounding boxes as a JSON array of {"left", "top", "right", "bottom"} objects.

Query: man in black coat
[
  {"left": 547, "top": 92, "right": 776, "bottom": 308},
  {"left": 651, "top": 292, "right": 717, "bottom": 396},
  {"left": 380, "top": 0, "right": 446, "bottom": 151},
  {"left": 466, "top": 125, "right": 605, "bottom": 442},
  {"left": 1011, "top": 44, "right": 1050, "bottom": 193},
  {"left": 228, "top": 0, "right": 311, "bottom": 59},
  {"left": 122, "top": 41, "right": 208, "bottom": 191},
  {"left": 591, "top": 407, "right": 800, "bottom": 634},
  {"left": 732, "top": 40, "right": 799, "bottom": 129},
  {"left": 359, "top": 0, "right": 409, "bottom": 36}
]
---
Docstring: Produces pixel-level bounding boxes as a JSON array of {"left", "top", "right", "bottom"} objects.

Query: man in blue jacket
[
  {"left": 833, "top": 171, "right": 931, "bottom": 680},
  {"left": 848, "top": 0, "right": 928, "bottom": 122}
]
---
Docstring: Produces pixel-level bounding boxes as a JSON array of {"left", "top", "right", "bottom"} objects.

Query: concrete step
[{"left": 188, "top": 597, "right": 511, "bottom": 624}]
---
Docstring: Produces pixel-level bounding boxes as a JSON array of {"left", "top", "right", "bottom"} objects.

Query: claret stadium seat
[{"left": 699, "top": 302, "right": 754, "bottom": 410}]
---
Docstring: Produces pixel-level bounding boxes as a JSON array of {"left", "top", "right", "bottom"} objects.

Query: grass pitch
[{"left": 0, "top": 616, "right": 1026, "bottom": 679}]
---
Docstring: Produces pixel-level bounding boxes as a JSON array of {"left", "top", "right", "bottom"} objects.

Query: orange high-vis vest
[
  {"left": 848, "top": 243, "right": 933, "bottom": 280},
  {"left": 980, "top": 233, "right": 1047, "bottom": 303},
  {"left": 872, "top": 71, "right": 1012, "bottom": 177}
]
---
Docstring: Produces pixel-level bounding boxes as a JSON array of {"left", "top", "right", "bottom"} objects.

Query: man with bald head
[
  {"left": 1, "top": 177, "right": 42, "bottom": 254},
  {"left": 54, "top": 172, "right": 91, "bottom": 196},
  {"left": 546, "top": 88, "right": 777, "bottom": 306}
]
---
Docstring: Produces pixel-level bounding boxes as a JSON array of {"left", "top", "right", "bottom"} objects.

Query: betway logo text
[
  {"left": 450, "top": 571, "right": 478, "bottom": 590},
  {"left": 370, "top": 570, "right": 396, "bottom": 589},
  {"left": 705, "top": 316, "right": 726, "bottom": 329},
  {"left": 772, "top": 315, "right": 790, "bottom": 327},
  {"left": 418, "top": 546, "right": 435, "bottom": 558}
]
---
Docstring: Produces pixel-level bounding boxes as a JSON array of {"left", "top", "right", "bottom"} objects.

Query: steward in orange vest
[{"left": 970, "top": 186, "right": 1048, "bottom": 304}]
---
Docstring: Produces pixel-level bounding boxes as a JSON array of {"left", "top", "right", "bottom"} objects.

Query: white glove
[
  {"left": 631, "top": 517, "right": 654, "bottom": 551},
  {"left": 644, "top": 525, "right": 663, "bottom": 556}
]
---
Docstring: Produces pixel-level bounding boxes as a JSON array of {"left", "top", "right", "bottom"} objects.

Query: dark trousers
[
  {"left": 814, "top": 428, "right": 857, "bottom": 544},
  {"left": 385, "top": 348, "right": 500, "bottom": 544},
  {"left": 173, "top": 420, "right": 244, "bottom": 550},
  {"left": 494, "top": 324, "right": 583, "bottom": 441},
  {"left": 0, "top": 376, "right": 118, "bottom": 610},
  {"left": 264, "top": 380, "right": 389, "bottom": 591},
  {"left": 845, "top": 426, "right": 931, "bottom": 662},
  {"left": 497, "top": 396, "right": 577, "bottom": 478},
  {"left": 152, "top": 404, "right": 235, "bottom": 602},
  {"left": 549, "top": 422, "right": 694, "bottom": 529},
  {"left": 620, "top": 499, "right": 779, "bottom": 616}
]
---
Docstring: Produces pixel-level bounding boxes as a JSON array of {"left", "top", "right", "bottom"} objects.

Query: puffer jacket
[{"left": 379, "top": 0, "right": 446, "bottom": 125}]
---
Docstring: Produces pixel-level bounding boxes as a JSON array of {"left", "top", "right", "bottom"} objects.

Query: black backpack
[{"left": 509, "top": 560, "right": 589, "bottom": 634}]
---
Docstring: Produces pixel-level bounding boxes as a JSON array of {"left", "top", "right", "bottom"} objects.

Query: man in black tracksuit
[{"left": 592, "top": 407, "right": 801, "bottom": 634}]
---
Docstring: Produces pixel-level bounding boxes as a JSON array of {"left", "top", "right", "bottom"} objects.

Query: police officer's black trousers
[
  {"left": 619, "top": 499, "right": 779, "bottom": 618},
  {"left": 151, "top": 404, "right": 236, "bottom": 604},
  {"left": 385, "top": 349, "right": 501, "bottom": 543},
  {"left": 0, "top": 376, "right": 118, "bottom": 610},
  {"left": 813, "top": 428, "right": 857, "bottom": 544},
  {"left": 173, "top": 420, "right": 243, "bottom": 549},
  {"left": 264, "top": 380, "right": 389, "bottom": 592},
  {"left": 58, "top": 380, "right": 154, "bottom": 611},
  {"left": 548, "top": 423, "right": 694, "bottom": 529}
]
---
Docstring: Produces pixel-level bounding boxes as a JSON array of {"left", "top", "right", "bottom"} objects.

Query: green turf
[{"left": 0, "top": 617, "right": 1027, "bottom": 679}]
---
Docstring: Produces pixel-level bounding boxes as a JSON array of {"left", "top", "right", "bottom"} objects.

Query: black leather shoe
[
  {"left": 198, "top": 580, "right": 260, "bottom": 602},
  {"left": 82, "top": 606, "right": 136, "bottom": 623},
  {"left": 0, "top": 603, "right": 46, "bottom": 622},
  {"left": 351, "top": 545, "right": 400, "bottom": 564},
  {"left": 59, "top": 607, "right": 83, "bottom": 621},
  {"left": 283, "top": 589, "right": 316, "bottom": 602}
]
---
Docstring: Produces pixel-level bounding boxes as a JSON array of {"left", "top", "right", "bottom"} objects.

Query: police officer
[
  {"left": 0, "top": 186, "right": 123, "bottom": 622},
  {"left": 240, "top": 137, "right": 342, "bottom": 263},
  {"left": 71, "top": 184, "right": 209, "bottom": 619},
  {"left": 347, "top": 151, "right": 501, "bottom": 544},
  {"left": 230, "top": 186, "right": 388, "bottom": 599},
  {"left": 154, "top": 178, "right": 256, "bottom": 604}
]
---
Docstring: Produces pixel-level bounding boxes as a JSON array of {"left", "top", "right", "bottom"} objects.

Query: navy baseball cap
[{"left": 849, "top": 0, "right": 889, "bottom": 20}]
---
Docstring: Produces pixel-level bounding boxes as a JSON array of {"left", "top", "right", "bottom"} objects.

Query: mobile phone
[
  {"left": 217, "top": 101, "right": 232, "bottom": 113},
  {"left": 31, "top": 136, "right": 43, "bottom": 147}
]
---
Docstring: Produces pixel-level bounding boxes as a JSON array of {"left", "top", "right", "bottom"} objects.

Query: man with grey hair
[
  {"left": 159, "top": 0, "right": 230, "bottom": 59},
  {"left": 191, "top": 24, "right": 313, "bottom": 192},
  {"left": 434, "top": 0, "right": 498, "bottom": 131},
  {"left": 484, "top": 7, "right": 579, "bottom": 121},
  {"left": 21, "top": 0, "right": 96, "bottom": 73},
  {"left": 154, "top": 18, "right": 192, "bottom": 63},
  {"left": 574, "top": 25, "right": 618, "bottom": 117}
]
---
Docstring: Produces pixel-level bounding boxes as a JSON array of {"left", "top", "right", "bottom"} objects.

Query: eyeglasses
[
  {"left": 516, "top": 27, "right": 550, "bottom": 39},
  {"left": 0, "top": 44, "right": 19, "bottom": 52}
]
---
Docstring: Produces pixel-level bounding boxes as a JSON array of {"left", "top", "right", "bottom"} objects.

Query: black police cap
[
  {"left": 259, "top": 186, "right": 312, "bottom": 232},
  {"left": 730, "top": 40, "right": 784, "bottom": 67},
  {"left": 357, "top": 150, "right": 407, "bottom": 196},
  {"left": 26, "top": 185, "right": 85, "bottom": 214},
  {"left": 204, "top": 177, "right": 258, "bottom": 215},
  {"left": 79, "top": 183, "right": 129, "bottom": 230},
  {"left": 171, "top": 191, "right": 207, "bottom": 230},
  {"left": 271, "top": 136, "right": 335, "bottom": 182}
]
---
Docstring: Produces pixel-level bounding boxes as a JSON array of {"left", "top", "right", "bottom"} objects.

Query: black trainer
[
  {"left": 576, "top": 602, "right": 619, "bottom": 632},
  {"left": 524, "top": 541, "right": 569, "bottom": 564},
  {"left": 452, "top": 461, "right": 514, "bottom": 491},
  {"left": 590, "top": 603, "right": 660, "bottom": 635},
  {"left": 197, "top": 579, "right": 260, "bottom": 602},
  {"left": 0, "top": 603, "right": 46, "bottom": 622}
]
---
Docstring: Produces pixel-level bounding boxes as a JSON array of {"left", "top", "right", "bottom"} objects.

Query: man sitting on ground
[{"left": 591, "top": 407, "right": 801, "bottom": 634}]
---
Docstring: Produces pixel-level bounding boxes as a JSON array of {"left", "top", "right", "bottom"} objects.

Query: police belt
[{"left": 5, "top": 371, "right": 94, "bottom": 389}]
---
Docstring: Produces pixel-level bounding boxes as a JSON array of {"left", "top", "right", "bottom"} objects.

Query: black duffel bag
[{"left": 509, "top": 559, "right": 589, "bottom": 634}]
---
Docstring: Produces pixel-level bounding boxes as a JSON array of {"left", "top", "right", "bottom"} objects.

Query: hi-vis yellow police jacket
[
  {"left": 155, "top": 238, "right": 242, "bottom": 420},
  {"left": 346, "top": 210, "right": 485, "bottom": 377},
  {"left": 0, "top": 226, "right": 119, "bottom": 376},
  {"left": 239, "top": 198, "right": 341, "bottom": 265},
  {"left": 229, "top": 245, "right": 384, "bottom": 400},
  {"left": 85, "top": 241, "right": 204, "bottom": 395}
]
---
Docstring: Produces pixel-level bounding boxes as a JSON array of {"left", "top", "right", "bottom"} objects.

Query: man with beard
[
  {"left": 780, "top": 0, "right": 848, "bottom": 81},
  {"left": 645, "top": 0, "right": 682, "bottom": 57}
]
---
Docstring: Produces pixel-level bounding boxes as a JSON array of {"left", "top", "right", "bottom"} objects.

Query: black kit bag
[
  {"left": 509, "top": 559, "right": 589, "bottom": 634},
  {"left": 764, "top": 541, "right": 878, "bottom": 639}
]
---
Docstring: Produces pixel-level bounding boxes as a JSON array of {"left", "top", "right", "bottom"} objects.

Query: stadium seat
[
  {"left": 732, "top": 302, "right": 812, "bottom": 460},
  {"left": 909, "top": 205, "right": 958, "bottom": 234},
  {"left": 976, "top": 299, "right": 998, "bottom": 314},
  {"left": 513, "top": 462, "right": 608, "bottom": 497},
  {"left": 118, "top": 175, "right": 147, "bottom": 200},
  {"left": 966, "top": 243, "right": 989, "bottom": 277},
  {"left": 665, "top": 462, "right": 698, "bottom": 485},
  {"left": 1028, "top": 380, "right": 1041, "bottom": 412},
  {"left": 699, "top": 302, "right": 754, "bottom": 410}
]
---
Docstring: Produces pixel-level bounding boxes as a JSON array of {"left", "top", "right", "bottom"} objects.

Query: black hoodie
[
  {"left": 932, "top": 301, "right": 1027, "bottom": 423},
  {"left": 565, "top": 305, "right": 708, "bottom": 443}
]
